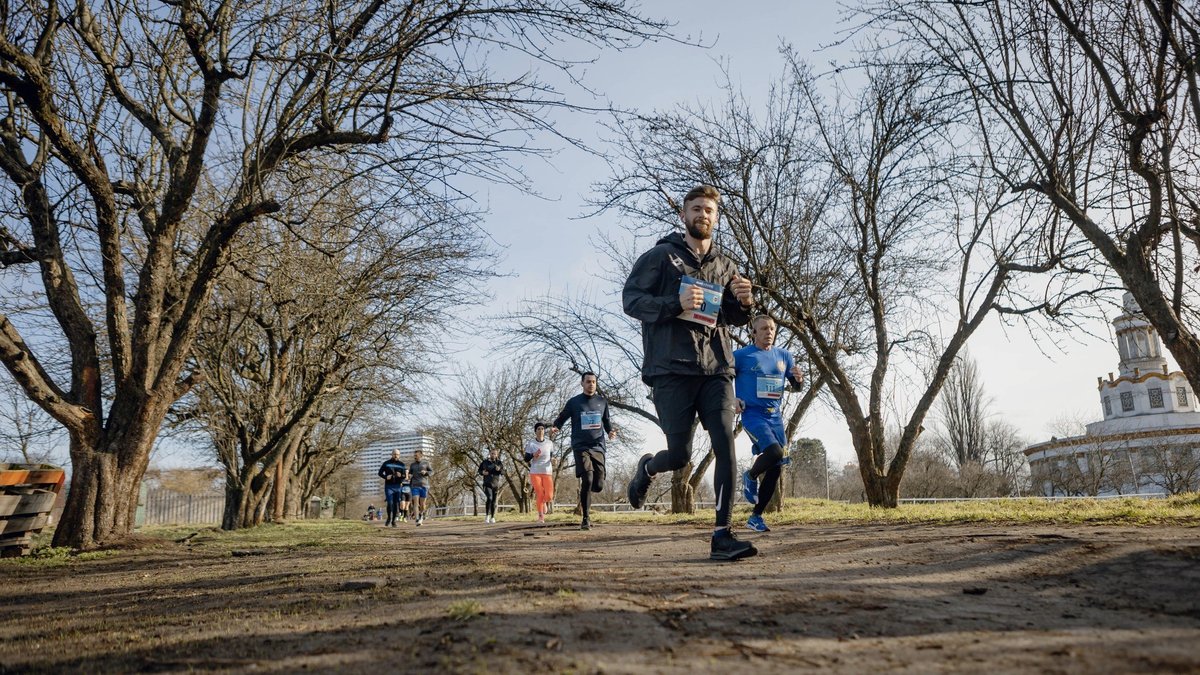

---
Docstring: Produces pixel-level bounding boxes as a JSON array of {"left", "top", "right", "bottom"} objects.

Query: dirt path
[{"left": 2, "top": 519, "right": 1199, "bottom": 673}]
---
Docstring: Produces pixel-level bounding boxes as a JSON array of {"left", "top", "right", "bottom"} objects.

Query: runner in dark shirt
[
  {"left": 477, "top": 447, "right": 504, "bottom": 524},
  {"left": 377, "top": 450, "right": 408, "bottom": 527},
  {"left": 552, "top": 371, "right": 616, "bottom": 530}
]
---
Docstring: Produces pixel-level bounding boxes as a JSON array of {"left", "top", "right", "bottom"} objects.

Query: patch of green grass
[
  {"left": 447, "top": 599, "right": 483, "bottom": 621},
  {"left": 0, "top": 545, "right": 119, "bottom": 567},
  {"left": 137, "top": 519, "right": 371, "bottom": 549}
]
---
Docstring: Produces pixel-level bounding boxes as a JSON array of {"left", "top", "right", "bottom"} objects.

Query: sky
[
  {"left": 404, "top": 1, "right": 1155, "bottom": 471},
  {"left": 17, "top": 1, "right": 1157, "bottom": 473}
]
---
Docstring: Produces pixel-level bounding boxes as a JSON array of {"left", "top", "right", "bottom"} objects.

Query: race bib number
[
  {"left": 678, "top": 275, "right": 723, "bottom": 327},
  {"left": 580, "top": 411, "right": 603, "bottom": 430},
  {"left": 757, "top": 376, "right": 784, "bottom": 400}
]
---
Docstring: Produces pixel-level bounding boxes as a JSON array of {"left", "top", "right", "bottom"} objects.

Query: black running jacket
[{"left": 622, "top": 232, "right": 752, "bottom": 384}]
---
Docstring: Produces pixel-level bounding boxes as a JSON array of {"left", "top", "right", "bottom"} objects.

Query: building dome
[{"left": 1025, "top": 294, "right": 1200, "bottom": 495}]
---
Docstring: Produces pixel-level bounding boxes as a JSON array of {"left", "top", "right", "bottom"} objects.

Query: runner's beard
[{"left": 685, "top": 218, "right": 712, "bottom": 240}]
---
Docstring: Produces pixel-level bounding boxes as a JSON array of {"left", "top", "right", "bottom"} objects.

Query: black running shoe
[
  {"left": 710, "top": 528, "right": 758, "bottom": 561},
  {"left": 580, "top": 519, "right": 592, "bottom": 531},
  {"left": 627, "top": 453, "right": 654, "bottom": 509}
]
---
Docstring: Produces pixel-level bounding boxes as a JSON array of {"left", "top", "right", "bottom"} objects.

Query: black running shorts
[
  {"left": 650, "top": 374, "right": 737, "bottom": 434},
  {"left": 573, "top": 447, "right": 606, "bottom": 480}
]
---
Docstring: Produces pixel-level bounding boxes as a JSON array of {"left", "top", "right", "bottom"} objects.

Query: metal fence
[{"left": 141, "top": 488, "right": 224, "bottom": 525}]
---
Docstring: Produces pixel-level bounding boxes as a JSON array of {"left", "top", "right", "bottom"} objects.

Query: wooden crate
[{"left": 0, "top": 464, "right": 66, "bottom": 557}]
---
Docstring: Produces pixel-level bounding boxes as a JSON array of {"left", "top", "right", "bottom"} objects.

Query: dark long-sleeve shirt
[
  {"left": 377, "top": 459, "right": 407, "bottom": 486},
  {"left": 553, "top": 393, "right": 612, "bottom": 452},
  {"left": 622, "top": 232, "right": 752, "bottom": 384},
  {"left": 477, "top": 458, "right": 503, "bottom": 489}
]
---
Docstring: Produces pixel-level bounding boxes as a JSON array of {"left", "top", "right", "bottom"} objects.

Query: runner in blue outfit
[{"left": 734, "top": 315, "right": 804, "bottom": 532}]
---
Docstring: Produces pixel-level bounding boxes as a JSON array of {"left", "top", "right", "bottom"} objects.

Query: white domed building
[{"left": 1025, "top": 294, "right": 1200, "bottom": 495}]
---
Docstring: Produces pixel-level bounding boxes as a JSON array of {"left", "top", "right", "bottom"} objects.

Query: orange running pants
[{"left": 530, "top": 473, "right": 554, "bottom": 515}]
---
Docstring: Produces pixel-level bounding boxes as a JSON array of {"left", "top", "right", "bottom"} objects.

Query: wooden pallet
[{"left": 0, "top": 464, "right": 65, "bottom": 557}]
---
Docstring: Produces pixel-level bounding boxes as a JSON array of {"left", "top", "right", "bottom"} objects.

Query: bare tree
[
  {"left": 437, "top": 363, "right": 563, "bottom": 514},
  {"left": 899, "top": 449, "right": 959, "bottom": 499},
  {"left": 982, "top": 420, "right": 1031, "bottom": 496},
  {"left": 0, "top": 0, "right": 670, "bottom": 548},
  {"left": 0, "top": 373, "right": 61, "bottom": 463},
  {"left": 874, "top": 0, "right": 1200, "bottom": 393},
  {"left": 1142, "top": 443, "right": 1200, "bottom": 494},
  {"left": 593, "top": 50, "right": 1077, "bottom": 507},
  {"left": 292, "top": 391, "right": 391, "bottom": 518},
  {"left": 187, "top": 173, "right": 484, "bottom": 529},
  {"left": 934, "top": 355, "right": 990, "bottom": 469}
]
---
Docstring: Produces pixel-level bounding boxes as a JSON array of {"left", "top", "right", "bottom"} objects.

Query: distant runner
[
  {"left": 477, "top": 447, "right": 504, "bottom": 524},
  {"left": 377, "top": 450, "right": 408, "bottom": 528},
  {"left": 552, "top": 371, "right": 616, "bottom": 530},
  {"left": 735, "top": 315, "right": 804, "bottom": 532},
  {"left": 525, "top": 422, "right": 555, "bottom": 524},
  {"left": 398, "top": 477, "right": 411, "bottom": 522},
  {"left": 408, "top": 449, "right": 432, "bottom": 525}
]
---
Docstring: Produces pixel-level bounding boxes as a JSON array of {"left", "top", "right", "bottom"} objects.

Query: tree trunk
[
  {"left": 1120, "top": 264, "right": 1200, "bottom": 396},
  {"left": 270, "top": 434, "right": 302, "bottom": 522},
  {"left": 222, "top": 467, "right": 273, "bottom": 529},
  {"left": 284, "top": 474, "right": 302, "bottom": 519},
  {"left": 670, "top": 464, "right": 694, "bottom": 513},
  {"left": 53, "top": 443, "right": 133, "bottom": 549},
  {"left": 767, "top": 473, "right": 784, "bottom": 513},
  {"left": 52, "top": 420, "right": 158, "bottom": 549},
  {"left": 859, "top": 463, "right": 899, "bottom": 508}
]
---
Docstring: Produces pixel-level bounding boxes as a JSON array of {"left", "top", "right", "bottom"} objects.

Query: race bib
[
  {"left": 580, "top": 411, "right": 603, "bottom": 430},
  {"left": 677, "top": 275, "right": 723, "bottom": 327},
  {"left": 757, "top": 376, "right": 784, "bottom": 400}
]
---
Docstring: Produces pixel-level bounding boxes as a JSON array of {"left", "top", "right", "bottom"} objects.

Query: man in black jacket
[
  {"left": 552, "top": 371, "right": 616, "bottom": 530},
  {"left": 377, "top": 450, "right": 408, "bottom": 527},
  {"left": 477, "top": 447, "right": 504, "bottom": 524},
  {"left": 623, "top": 184, "right": 758, "bottom": 561}
]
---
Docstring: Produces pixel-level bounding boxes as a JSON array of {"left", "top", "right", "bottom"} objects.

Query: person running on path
[
  {"left": 408, "top": 449, "right": 433, "bottom": 525},
  {"left": 398, "top": 477, "right": 411, "bottom": 522},
  {"left": 377, "top": 450, "right": 408, "bottom": 527},
  {"left": 623, "top": 184, "right": 758, "bottom": 561},
  {"left": 551, "top": 371, "right": 616, "bottom": 530},
  {"left": 525, "top": 422, "right": 556, "bottom": 524},
  {"left": 477, "top": 447, "right": 504, "bottom": 524},
  {"left": 735, "top": 315, "right": 805, "bottom": 532}
]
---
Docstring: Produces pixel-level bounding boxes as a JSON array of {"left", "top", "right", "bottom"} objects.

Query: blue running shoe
[
  {"left": 742, "top": 470, "right": 758, "bottom": 504},
  {"left": 746, "top": 514, "right": 770, "bottom": 532}
]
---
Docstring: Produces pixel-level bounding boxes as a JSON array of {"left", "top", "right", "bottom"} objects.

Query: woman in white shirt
[{"left": 525, "top": 422, "right": 555, "bottom": 524}]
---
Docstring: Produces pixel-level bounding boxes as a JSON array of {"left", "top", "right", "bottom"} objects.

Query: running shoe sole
[{"left": 627, "top": 453, "right": 654, "bottom": 509}]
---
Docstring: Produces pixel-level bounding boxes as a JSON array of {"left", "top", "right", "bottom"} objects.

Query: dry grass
[{"left": 470, "top": 494, "right": 1200, "bottom": 527}]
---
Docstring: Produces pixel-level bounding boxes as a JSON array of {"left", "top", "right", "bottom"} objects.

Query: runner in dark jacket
[
  {"left": 623, "top": 184, "right": 758, "bottom": 561},
  {"left": 377, "top": 450, "right": 408, "bottom": 527},
  {"left": 477, "top": 448, "right": 504, "bottom": 524}
]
